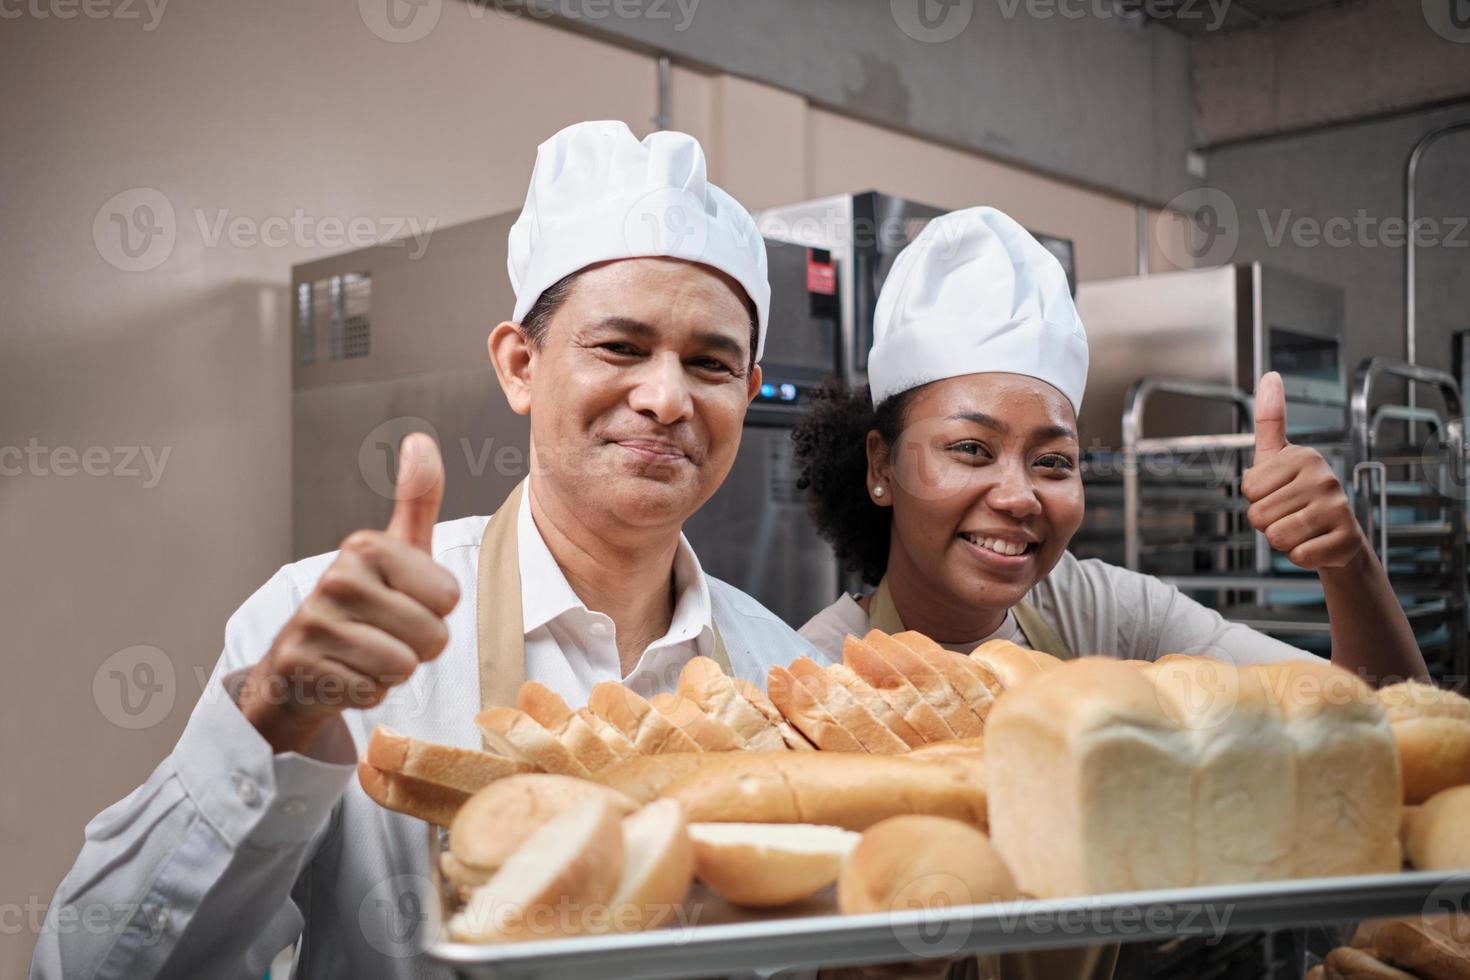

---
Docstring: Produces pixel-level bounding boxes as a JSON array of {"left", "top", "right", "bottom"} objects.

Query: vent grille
[{"left": 295, "top": 271, "right": 372, "bottom": 365}]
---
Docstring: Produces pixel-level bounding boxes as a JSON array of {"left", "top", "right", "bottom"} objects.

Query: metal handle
[{"left": 1352, "top": 460, "right": 1389, "bottom": 566}]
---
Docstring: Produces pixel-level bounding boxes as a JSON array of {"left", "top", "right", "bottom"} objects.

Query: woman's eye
[
  {"left": 949, "top": 440, "right": 990, "bottom": 458},
  {"left": 1036, "top": 454, "right": 1076, "bottom": 471}
]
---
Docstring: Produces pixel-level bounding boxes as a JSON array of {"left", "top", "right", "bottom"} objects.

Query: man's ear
[
  {"left": 865, "top": 429, "right": 893, "bottom": 508},
  {"left": 745, "top": 363, "right": 763, "bottom": 404},
  {"left": 487, "top": 321, "right": 534, "bottom": 416}
]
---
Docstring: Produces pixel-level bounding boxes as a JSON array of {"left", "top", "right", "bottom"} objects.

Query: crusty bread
[
  {"left": 865, "top": 630, "right": 985, "bottom": 737},
  {"left": 824, "top": 662, "right": 924, "bottom": 748},
  {"left": 1404, "top": 784, "right": 1470, "bottom": 871},
  {"left": 767, "top": 665, "right": 866, "bottom": 752},
  {"left": 837, "top": 815, "right": 1017, "bottom": 915},
  {"left": 788, "top": 658, "right": 908, "bottom": 753},
  {"left": 659, "top": 751, "right": 988, "bottom": 831},
  {"left": 357, "top": 759, "right": 469, "bottom": 827},
  {"left": 896, "top": 631, "right": 1005, "bottom": 714},
  {"left": 576, "top": 707, "right": 641, "bottom": 764},
  {"left": 986, "top": 655, "right": 1401, "bottom": 899},
  {"left": 588, "top": 682, "right": 703, "bottom": 755},
  {"left": 969, "top": 640, "right": 1062, "bottom": 691},
  {"left": 593, "top": 752, "right": 716, "bottom": 803},
  {"left": 366, "top": 725, "right": 531, "bottom": 793},
  {"left": 475, "top": 706, "right": 594, "bottom": 779},
  {"left": 688, "top": 822, "right": 859, "bottom": 907},
  {"left": 734, "top": 677, "right": 814, "bottom": 750},
  {"left": 908, "top": 736, "right": 986, "bottom": 760},
  {"left": 843, "top": 635, "right": 956, "bottom": 743},
  {"left": 677, "top": 657, "right": 789, "bottom": 752},
  {"left": 514, "top": 683, "right": 622, "bottom": 773},
  {"left": 447, "top": 774, "right": 639, "bottom": 891},
  {"left": 650, "top": 691, "right": 745, "bottom": 751},
  {"left": 1376, "top": 681, "right": 1470, "bottom": 804},
  {"left": 448, "top": 799, "right": 625, "bottom": 943},
  {"left": 605, "top": 799, "right": 695, "bottom": 932}
]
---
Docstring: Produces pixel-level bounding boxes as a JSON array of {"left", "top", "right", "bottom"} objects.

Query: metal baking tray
[{"left": 423, "top": 826, "right": 1470, "bottom": 980}]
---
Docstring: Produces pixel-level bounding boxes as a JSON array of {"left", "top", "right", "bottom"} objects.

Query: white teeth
[{"left": 961, "top": 534, "right": 1030, "bottom": 557}]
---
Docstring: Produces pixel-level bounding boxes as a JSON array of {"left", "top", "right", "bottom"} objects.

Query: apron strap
[
  {"left": 474, "top": 479, "right": 734, "bottom": 714},
  {"left": 867, "top": 576, "right": 1074, "bottom": 660}
]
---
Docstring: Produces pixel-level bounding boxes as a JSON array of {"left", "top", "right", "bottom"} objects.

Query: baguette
[
  {"left": 658, "top": 751, "right": 988, "bottom": 831},
  {"left": 366, "top": 725, "right": 532, "bottom": 794},
  {"left": 735, "top": 677, "right": 814, "bottom": 750},
  {"left": 475, "top": 706, "right": 593, "bottom": 779},
  {"left": 1376, "top": 681, "right": 1470, "bottom": 804},
  {"left": 594, "top": 751, "right": 716, "bottom": 803},
  {"left": 865, "top": 630, "right": 986, "bottom": 737},
  {"left": 824, "top": 662, "right": 924, "bottom": 749},
  {"left": 588, "top": 682, "right": 703, "bottom": 755},
  {"left": 650, "top": 691, "right": 745, "bottom": 751},
  {"left": 677, "top": 656, "right": 789, "bottom": 752},
  {"left": 843, "top": 636, "right": 955, "bottom": 743},
  {"left": 515, "top": 682, "right": 621, "bottom": 773},
  {"left": 908, "top": 736, "right": 986, "bottom": 760},
  {"left": 576, "top": 707, "right": 642, "bottom": 764},
  {"left": 767, "top": 665, "right": 866, "bottom": 752},
  {"left": 357, "top": 760, "right": 469, "bottom": 827},
  {"left": 896, "top": 631, "right": 1005, "bottom": 713},
  {"left": 788, "top": 658, "right": 908, "bottom": 753}
]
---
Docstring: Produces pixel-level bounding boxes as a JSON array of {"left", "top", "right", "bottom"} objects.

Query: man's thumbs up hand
[
  {"left": 240, "top": 433, "right": 461, "bottom": 754},
  {"left": 1243, "top": 373, "right": 1366, "bottom": 570}
]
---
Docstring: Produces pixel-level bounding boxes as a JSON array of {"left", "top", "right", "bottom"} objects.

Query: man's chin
[{"left": 587, "top": 470, "right": 704, "bottom": 529}]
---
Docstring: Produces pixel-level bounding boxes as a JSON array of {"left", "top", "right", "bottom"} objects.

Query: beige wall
[{"left": 2, "top": 5, "right": 1168, "bottom": 973}]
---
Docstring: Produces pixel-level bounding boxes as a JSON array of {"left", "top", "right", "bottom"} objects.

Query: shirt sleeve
[{"left": 30, "top": 566, "right": 359, "bottom": 980}]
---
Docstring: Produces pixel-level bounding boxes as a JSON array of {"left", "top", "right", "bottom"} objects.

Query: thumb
[
  {"left": 1254, "top": 371, "right": 1288, "bottom": 457},
  {"left": 385, "top": 433, "right": 444, "bottom": 553}
]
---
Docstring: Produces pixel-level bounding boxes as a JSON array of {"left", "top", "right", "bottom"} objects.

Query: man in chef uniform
[{"left": 32, "top": 121, "right": 832, "bottom": 979}]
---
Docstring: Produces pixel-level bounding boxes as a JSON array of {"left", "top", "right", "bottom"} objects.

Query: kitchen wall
[{"left": 1, "top": 3, "right": 1179, "bottom": 973}]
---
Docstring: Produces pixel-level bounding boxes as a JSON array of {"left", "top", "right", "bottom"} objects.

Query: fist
[
  {"left": 241, "top": 434, "right": 461, "bottom": 749},
  {"left": 1242, "top": 372, "right": 1366, "bottom": 570}
]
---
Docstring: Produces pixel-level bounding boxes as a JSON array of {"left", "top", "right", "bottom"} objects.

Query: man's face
[{"left": 515, "top": 257, "right": 761, "bottom": 530}]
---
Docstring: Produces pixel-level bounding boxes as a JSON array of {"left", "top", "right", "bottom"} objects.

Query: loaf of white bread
[{"left": 985, "top": 655, "right": 1404, "bottom": 898}]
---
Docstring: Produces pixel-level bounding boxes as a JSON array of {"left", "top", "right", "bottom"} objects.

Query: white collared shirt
[{"left": 33, "top": 494, "right": 822, "bottom": 980}]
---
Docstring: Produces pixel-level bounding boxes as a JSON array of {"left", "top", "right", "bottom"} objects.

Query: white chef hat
[
  {"left": 507, "top": 120, "right": 771, "bottom": 361},
  {"left": 867, "top": 206, "right": 1088, "bottom": 414}
]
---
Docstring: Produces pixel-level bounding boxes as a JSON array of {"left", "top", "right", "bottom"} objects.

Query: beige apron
[
  {"left": 473, "top": 480, "right": 732, "bottom": 714},
  {"left": 866, "top": 577, "right": 1120, "bottom": 980}
]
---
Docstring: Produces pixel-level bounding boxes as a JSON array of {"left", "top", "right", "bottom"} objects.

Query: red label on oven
[{"left": 806, "top": 251, "right": 836, "bottom": 295}]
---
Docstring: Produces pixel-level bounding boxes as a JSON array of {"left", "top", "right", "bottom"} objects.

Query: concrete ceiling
[{"left": 1148, "top": 0, "right": 1353, "bottom": 35}]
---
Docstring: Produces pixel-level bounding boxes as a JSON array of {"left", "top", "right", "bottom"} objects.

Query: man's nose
[{"left": 627, "top": 352, "right": 694, "bottom": 425}]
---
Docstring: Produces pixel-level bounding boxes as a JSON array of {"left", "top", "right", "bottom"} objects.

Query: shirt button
[
  {"left": 280, "top": 795, "right": 308, "bottom": 817},
  {"left": 589, "top": 621, "right": 609, "bottom": 637},
  {"left": 233, "top": 773, "right": 261, "bottom": 807}
]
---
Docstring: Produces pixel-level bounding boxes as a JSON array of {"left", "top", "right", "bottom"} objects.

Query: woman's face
[{"left": 869, "top": 372, "right": 1085, "bottom": 614}]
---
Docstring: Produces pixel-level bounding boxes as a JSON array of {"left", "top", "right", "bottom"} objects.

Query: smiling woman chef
[
  {"left": 32, "top": 121, "right": 827, "bottom": 979},
  {"left": 796, "top": 206, "right": 1430, "bottom": 684}
]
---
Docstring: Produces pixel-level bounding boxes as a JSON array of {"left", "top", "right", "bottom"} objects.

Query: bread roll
[
  {"left": 447, "top": 799, "right": 624, "bottom": 943},
  {"left": 838, "top": 816, "right": 1017, "bottom": 915},
  {"left": 659, "top": 751, "right": 988, "bottom": 831},
  {"left": 475, "top": 707, "right": 593, "bottom": 779},
  {"left": 986, "top": 656, "right": 1400, "bottom": 899},
  {"left": 357, "top": 760, "right": 468, "bottom": 827},
  {"left": 688, "top": 822, "right": 859, "bottom": 907},
  {"left": 1405, "top": 784, "right": 1470, "bottom": 871},
  {"left": 366, "top": 725, "right": 531, "bottom": 793},
  {"left": 969, "top": 640, "right": 1061, "bottom": 690},
  {"left": 604, "top": 799, "right": 695, "bottom": 932},
  {"left": 1377, "top": 681, "right": 1470, "bottom": 804},
  {"left": 447, "top": 774, "right": 638, "bottom": 892}
]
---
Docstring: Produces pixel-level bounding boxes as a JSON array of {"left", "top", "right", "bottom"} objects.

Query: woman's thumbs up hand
[
  {"left": 240, "top": 433, "right": 461, "bottom": 754},
  {"left": 1242, "top": 372, "right": 1367, "bottom": 570}
]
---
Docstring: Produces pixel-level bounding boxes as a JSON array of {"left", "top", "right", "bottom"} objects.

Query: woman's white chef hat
[
  {"left": 867, "top": 206, "right": 1089, "bottom": 414},
  {"left": 508, "top": 120, "right": 771, "bottom": 361}
]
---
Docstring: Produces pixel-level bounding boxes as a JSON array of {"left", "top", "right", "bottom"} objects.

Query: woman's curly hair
[{"left": 791, "top": 379, "right": 919, "bottom": 585}]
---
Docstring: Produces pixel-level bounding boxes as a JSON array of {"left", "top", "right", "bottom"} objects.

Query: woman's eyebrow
[{"left": 949, "top": 411, "right": 1077, "bottom": 442}]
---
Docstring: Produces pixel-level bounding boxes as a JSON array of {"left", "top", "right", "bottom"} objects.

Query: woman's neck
[
  {"left": 880, "top": 539, "right": 1009, "bottom": 645},
  {"left": 528, "top": 480, "right": 679, "bottom": 676}
]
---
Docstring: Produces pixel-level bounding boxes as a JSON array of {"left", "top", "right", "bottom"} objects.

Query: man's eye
[
  {"left": 692, "top": 358, "right": 734, "bottom": 374},
  {"left": 600, "top": 342, "right": 640, "bottom": 356}
]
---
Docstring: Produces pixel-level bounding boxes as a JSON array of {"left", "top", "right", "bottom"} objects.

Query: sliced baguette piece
[
  {"left": 515, "top": 682, "right": 621, "bottom": 774},
  {"left": 788, "top": 658, "right": 909, "bottom": 754},
  {"left": 767, "top": 665, "right": 866, "bottom": 752},
  {"left": 688, "top": 822, "right": 859, "bottom": 907},
  {"left": 650, "top": 691, "right": 745, "bottom": 751},
  {"left": 903, "top": 643, "right": 1002, "bottom": 725},
  {"left": 448, "top": 774, "right": 639, "bottom": 889},
  {"left": 357, "top": 760, "right": 469, "bottom": 827},
  {"left": 969, "top": 640, "right": 1063, "bottom": 691},
  {"left": 897, "top": 631, "right": 1007, "bottom": 700},
  {"left": 605, "top": 799, "right": 695, "bottom": 931},
  {"left": 843, "top": 635, "right": 956, "bottom": 744},
  {"left": 865, "top": 630, "right": 985, "bottom": 737},
  {"left": 448, "top": 798, "right": 625, "bottom": 943},
  {"left": 588, "top": 682, "right": 703, "bottom": 755},
  {"left": 678, "top": 657, "right": 789, "bottom": 752},
  {"left": 825, "top": 662, "right": 924, "bottom": 749},
  {"left": 474, "top": 707, "right": 593, "bottom": 779},
  {"left": 577, "top": 707, "right": 642, "bottom": 763},
  {"left": 735, "top": 677, "right": 815, "bottom": 750},
  {"left": 366, "top": 725, "right": 532, "bottom": 794}
]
